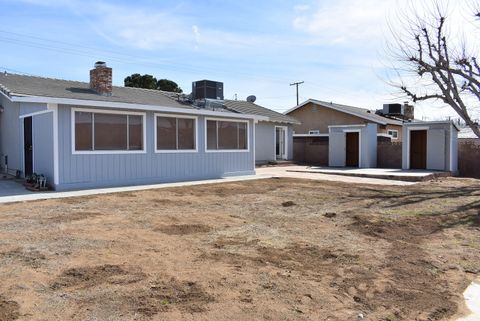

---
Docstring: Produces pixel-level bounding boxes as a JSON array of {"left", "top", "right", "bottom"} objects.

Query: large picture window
[
  {"left": 74, "top": 110, "right": 145, "bottom": 153},
  {"left": 156, "top": 115, "right": 196, "bottom": 151},
  {"left": 206, "top": 119, "right": 248, "bottom": 151}
]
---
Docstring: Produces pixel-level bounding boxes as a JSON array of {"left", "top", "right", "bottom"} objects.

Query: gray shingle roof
[
  {"left": 223, "top": 100, "right": 300, "bottom": 124},
  {"left": 0, "top": 73, "right": 192, "bottom": 109},
  {"left": 287, "top": 99, "right": 404, "bottom": 126}
]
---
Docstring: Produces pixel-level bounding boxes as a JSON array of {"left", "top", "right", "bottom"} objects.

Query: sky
[{"left": 0, "top": 0, "right": 477, "bottom": 120}]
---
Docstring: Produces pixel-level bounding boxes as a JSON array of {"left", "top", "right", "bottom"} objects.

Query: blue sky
[{"left": 0, "top": 0, "right": 474, "bottom": 119}]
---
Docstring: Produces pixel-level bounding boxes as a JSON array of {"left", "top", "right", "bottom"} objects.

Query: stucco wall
[
  {"left": 402, "top": 122, "right": 457, "bottom": 172},
  {"left": 329, "top": 124, "right": 377, "bottom": 168},
  {"left": 287, "top": 102, "right": 403, "bottom": 141},
  {"left": 57, "top": 105, "right": 255, "bottom": 190}
]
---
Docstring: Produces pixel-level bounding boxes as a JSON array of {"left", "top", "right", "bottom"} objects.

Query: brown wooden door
[
  {"left": 410, "top": 130, "right": 427, "bottom": 169},
  {"left": 345, "top": 132, "right": 359, "bottom": 167}
]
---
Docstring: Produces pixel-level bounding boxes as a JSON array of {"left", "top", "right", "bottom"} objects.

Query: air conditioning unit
[
  {"left": 192, "top": 80, "right": 224, "bottom": 100},
  {"left": 383, "top": 103, "right": 403, "bottom": 115}
]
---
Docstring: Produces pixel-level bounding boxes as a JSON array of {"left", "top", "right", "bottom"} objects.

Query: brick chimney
[{"left": 90, "top": 61, "right": 112, "bottom": 96}]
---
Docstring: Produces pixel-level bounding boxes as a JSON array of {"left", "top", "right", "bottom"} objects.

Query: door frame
[
  {"left": 23, "top": 116, "right": 34, "bottom": 177},
  {"left": 344, "top": 129, "right": 361, "bottom": 167},
  {"left": 406, "top": 126, "right": 429, "bottom": 169},
  {"left": 274, "top": 126, "right": 288, "bottom": 160}
]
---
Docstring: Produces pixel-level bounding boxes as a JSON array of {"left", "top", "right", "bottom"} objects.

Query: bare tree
[{"left": 388, "top": 1, "right": 480, "bottom": 138}]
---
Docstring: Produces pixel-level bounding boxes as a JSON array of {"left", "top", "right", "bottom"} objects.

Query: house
[
  {"left": 0, "top": 62, "right": 297, "bottom": 191},
  {"left": 286, "top": 99, "right": 405, "bottom": 167},
  {"left": 222, "top": 99, "right": 299, "bottom": 164},
  {"left": 285, "top": 99, "right": 405, "bottom": 140}
]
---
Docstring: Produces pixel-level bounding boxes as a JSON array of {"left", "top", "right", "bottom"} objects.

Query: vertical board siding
[
  {"left": 57, "top": 105, "right": 255, "bottom": 190},
  {"left": 32, "top": 112, "right": 54, "bottom": 183}
]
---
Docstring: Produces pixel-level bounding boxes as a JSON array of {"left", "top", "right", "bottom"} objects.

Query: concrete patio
[{"left": 285, "top": 166, "right": 452, "bottom": 182}]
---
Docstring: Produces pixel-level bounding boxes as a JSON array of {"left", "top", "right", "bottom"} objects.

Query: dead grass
[{"left": 0, "top": 177, "right": 479, "bottom": 320}]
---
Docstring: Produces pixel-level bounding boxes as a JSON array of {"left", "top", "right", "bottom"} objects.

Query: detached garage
[
  {"left": 328, "top": 123, "right": 377, "bottom": 168},
  {"left": 402, "top": 121, "right": 459, "bottom": 172}
]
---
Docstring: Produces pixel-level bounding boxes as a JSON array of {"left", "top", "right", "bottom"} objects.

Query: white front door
[{"left": 275, "top": 126, "right": 287, "bottom": 160}]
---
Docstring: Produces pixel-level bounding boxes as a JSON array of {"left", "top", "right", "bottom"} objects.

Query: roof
[
  {"left": 223, "top": 100, "right": 300, "bottom": 124},
  {"left": 0, "top": 73, "right": 191, "bottom": 109},
  {"left": 285, "top": 98, "right": 403, "bottom": 126}
]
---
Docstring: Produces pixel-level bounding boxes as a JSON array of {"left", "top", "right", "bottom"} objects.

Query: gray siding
[
  {"left": 255, "top": 121, "right": 275, "bottom": 164},
  {"left": 57, "top": 105, "right": 255, "bottom": 190},
  {"left": 254, "top": 121, "right": 293, "bottom": 164},
  {"left": 0, "top": 96, "right": 22, "bottom": 174},
  {"left": 32, "top": 112, "right": 54, "bottom": 183}
]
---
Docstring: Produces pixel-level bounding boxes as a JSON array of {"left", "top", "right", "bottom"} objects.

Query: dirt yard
[{"left": 0, "top": 177, "right": 479, "bottom": 321}]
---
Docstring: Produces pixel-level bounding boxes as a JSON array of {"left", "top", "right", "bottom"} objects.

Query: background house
[{"left": 286, "top": 99, "right": 406, "bottom": 166}]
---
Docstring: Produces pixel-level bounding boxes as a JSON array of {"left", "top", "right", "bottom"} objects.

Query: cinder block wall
[
  {"left": 377, "top": 138, "right": 402, "bottom": 169},
  {"left": 293, "top": 137, "right": 329, "bottom": 166},
  {"left": 458, "top": 139, "right": 480, "bottom": 178}
]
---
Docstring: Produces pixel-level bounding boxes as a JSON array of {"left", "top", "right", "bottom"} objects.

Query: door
[
  {"left": 275, "top": 127, "right": 287, "bottom": 160},
  {"left": 410, "top": 130, "right": 427, "bottom": 169},
  {"left": 24, "top": 117, "right": 33, "bottom": 177},
  {"left": 345, "top": 132, "right": 359, "bottom": 167}
]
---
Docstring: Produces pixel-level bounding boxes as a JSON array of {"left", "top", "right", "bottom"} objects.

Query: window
[
  {"left": 308, "top": 130, "right": 320, "bottom": 135},
  {"left": 74, "top": 110, "right": 145, "bottom": 153},
  {"left": 156, "top": 115, "right": 196, "bottom": 151},
  {"left": 387, "top": 129, "right": 399, "bottom": 139},
  {"left": 206, "top": 119, "right": 248, "bottom": 151}
]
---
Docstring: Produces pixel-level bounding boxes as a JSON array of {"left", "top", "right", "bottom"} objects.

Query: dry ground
[{"left": 0, "top": 177, "right": 479, "bottom": 321}]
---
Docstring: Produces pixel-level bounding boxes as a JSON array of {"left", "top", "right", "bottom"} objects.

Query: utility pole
[{"left": 290, "top": 81, "right": 304, "bottom": 106}]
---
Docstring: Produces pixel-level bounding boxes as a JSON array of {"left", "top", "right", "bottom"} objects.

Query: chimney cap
[{"left": 94, "top": 61, "right": 107, "bottom": 68}]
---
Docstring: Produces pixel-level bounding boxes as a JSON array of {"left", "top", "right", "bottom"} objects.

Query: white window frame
[
  {"left": 71, "top": 107, "right": 147, "bottom": 155},
  {"left": 387, "top": 129, "right": 399, "bottom": 140},
  {"left": 154, "top": 113, "right": 198, "bottom": 153},
  {"left": 204, "top": 117, "right": 250, "bottom": 153}
]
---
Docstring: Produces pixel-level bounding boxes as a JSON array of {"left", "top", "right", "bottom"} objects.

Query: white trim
[
  {"left": 19, "top": 109, "right": 53, "bottom": 119},
  {"left": 293, "top": 133, "right": 329, "bottom": 137},
  {"left": 71, "top": 107, "right": 147, "bottom": 155},
  {"left": 48, "top": 104, "right": 59, "bottom": 185},
  {"left": 449, "top": 123, "right": 454, "bottom": 171},
  {"left": 405, "top": 126, "right": 429, "bottom": 169},
  {"left": 154, "top": 113, "right": 198, "bottom": 153},
  {"left": 0, "top": 90, "right": 12, "bottom": 102},
  {"left": 329, "top": 124, "right": 367, "bottom": 128},
  {"left": 9, "top": 95, "right": 267, "bottom": 121},
  {"left": 387, "top": 129, "right": 399, "bottom": 140},
  {"left": 285, "top": 99, "right": 395, "bottom": 125},
  {"left": 275, "top": 126, "right": 288, "bottom": 160},
  {"left": 204, "top": 117, "right": 250, "bottom": 153},
  {"left": 343, "top": 129, "right": 361, "bottom": 168},
  {"left": 405, "top": 120, "right": 460, "bottom": 131}
]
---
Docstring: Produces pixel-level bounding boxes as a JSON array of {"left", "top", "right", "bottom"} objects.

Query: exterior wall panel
[
  {"left": 32, "top": 112, "right": 54, "bottom": 183},
  {"left": 57, "top": 105, "right": 255, "bottom": 190},
  {"left": 0, "top": 96, "right": 22, "bottom": 174}
]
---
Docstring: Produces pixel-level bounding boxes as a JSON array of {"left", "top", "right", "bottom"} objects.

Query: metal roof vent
[{"left": 94, "top": 61, "right": 107, "bottom": 68}]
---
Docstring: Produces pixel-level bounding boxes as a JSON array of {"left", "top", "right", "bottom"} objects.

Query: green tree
[
  {"left": 157, "top": 79, "right": 183, "bottom": 93},
  {"left": 124, "top": 74, "right": 157, "bottom": 89}
]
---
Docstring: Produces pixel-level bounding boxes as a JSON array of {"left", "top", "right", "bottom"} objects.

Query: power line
[{"left": 289, "top": 81, "right": 304, "bottom": 106}]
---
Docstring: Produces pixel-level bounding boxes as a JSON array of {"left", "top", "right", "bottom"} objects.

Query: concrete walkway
[
  {"left": 285, "top": 166, "right": 450, "bottom": 182},
  {"left": 457, "top": 278, "right": 480, "bottom": 321},
  {"left": 0, "top": 166, "right": 415, "bottom": 204}
]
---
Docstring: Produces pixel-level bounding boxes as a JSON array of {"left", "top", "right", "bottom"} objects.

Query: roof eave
[{"left": 9, "top": 95, "right": 268, "bottom": 121}]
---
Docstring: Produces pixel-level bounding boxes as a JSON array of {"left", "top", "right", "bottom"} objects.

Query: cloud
[{"left": 292, "top": 0, "right": 394, "bottom": 45}]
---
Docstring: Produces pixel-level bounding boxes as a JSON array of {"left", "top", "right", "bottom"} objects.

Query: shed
[
  {"left": 402, "top": 121, "right": 459, "bottom": 172},
  {"left": 328, "top": 123, "right": 377, "bottom": 168}
]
